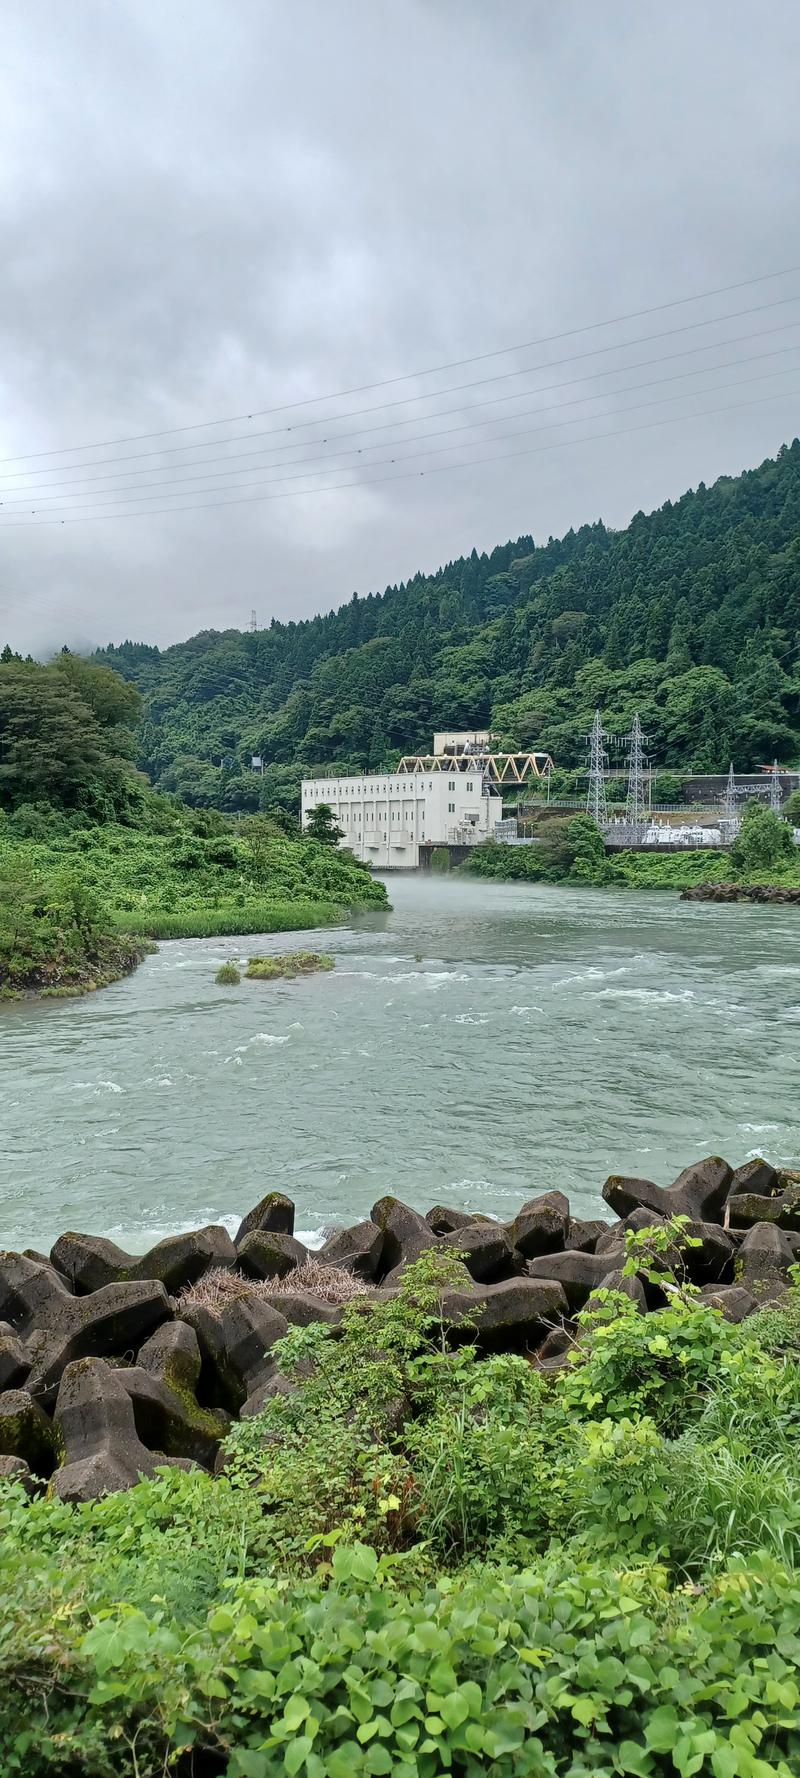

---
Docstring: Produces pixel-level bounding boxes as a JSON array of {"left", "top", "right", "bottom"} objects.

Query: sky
[{"left": 1, "top": 0, "right": 799, "bottom": 658}]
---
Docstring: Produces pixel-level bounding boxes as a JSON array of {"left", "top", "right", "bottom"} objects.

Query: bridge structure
[{"left": 396, "top": 749, "right": 554, "bottom": 783}]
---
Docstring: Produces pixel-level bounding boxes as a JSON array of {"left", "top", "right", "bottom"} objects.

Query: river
[{"left": 1, "top": 875, "right": 798, "bottom": 1252}]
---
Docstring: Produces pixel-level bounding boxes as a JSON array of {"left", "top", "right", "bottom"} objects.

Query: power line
[
  {"left": 4, "top": 324, "right": 799, "bottom": 499},
  {"left": 3, "top": 299, "right": 800, "bottom": 493},
  {"left": 3, "top": 357, "right": 798, "bottom": 513},
  {"left": 1, "top": 265, "right": 799, "bottom": 466},
  {"left": 1, "top": 383, "right": 796, "bottom": 530}
]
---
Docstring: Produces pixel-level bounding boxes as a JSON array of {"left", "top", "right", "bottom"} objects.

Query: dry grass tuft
[
  {"left": 176, "top": 1258, "right": 373, "bottom": 1314},
  {"left": 176, "top": 1267, "right": 260, "bottom": 1312},
  {"left": 268, "top": 1257, "right": 373, "bottom": 1305}
]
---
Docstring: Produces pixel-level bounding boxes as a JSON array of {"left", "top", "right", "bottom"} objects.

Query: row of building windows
[{"left": 303, "top": 778, "right": 476, "bottom": 798}]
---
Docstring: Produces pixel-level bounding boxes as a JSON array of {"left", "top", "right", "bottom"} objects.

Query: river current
[{"left": 1, "top": 875, "right": 798, "bottom": 1252}]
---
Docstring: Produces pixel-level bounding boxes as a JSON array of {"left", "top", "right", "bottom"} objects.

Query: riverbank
[
  {"left": 464, "top": 829, "right": 800, "bottom": 894},
  {"left": 682, "top": 882, "right": 800, "bottom": 904},
  {"left": 0, "top": 815, "right": 388, "bottom": 996},
  {"left": 2, "top": 1153, "right": 800, "bottom": 1774}
]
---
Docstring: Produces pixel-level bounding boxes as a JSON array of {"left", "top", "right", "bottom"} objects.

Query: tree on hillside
[
  {"left": 305, "top": 803, "right": 344, "bottom": 847},
  {"left": 0, "top": 657, "right": 143, "bottom": 817},
  {"left": 53, "top": 651, "right": 141, "bottom": 739},
  {"left": 729, "top": 800, "right": 796, "bottom": 875}
]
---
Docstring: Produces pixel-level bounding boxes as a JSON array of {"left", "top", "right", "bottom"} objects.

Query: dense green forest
[{"left": 94, "top": 440, "right": 800, "bottom": 810}]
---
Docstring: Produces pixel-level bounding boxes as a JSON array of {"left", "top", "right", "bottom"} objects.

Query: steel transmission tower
[
  {"left": 770, "top": 759, "right": 782, "bottom": 812},
  {"left": 586, "top": 709, "right": 609, "bottom": 827},
  {"left": 624, "top": 712, "right": 648, "bottom": 834},
  {"left": 721, "top": 763, "right": 738, "bottom": 825}
]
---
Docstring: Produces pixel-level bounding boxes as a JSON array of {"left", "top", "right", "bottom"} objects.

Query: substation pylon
[{"left": 586, "top": 709, "right": 609, "bottom": 828}]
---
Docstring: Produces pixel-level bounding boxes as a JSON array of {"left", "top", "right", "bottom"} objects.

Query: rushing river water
[{"left": 1, "top": 875, "right": 798, "bottom": 1252}]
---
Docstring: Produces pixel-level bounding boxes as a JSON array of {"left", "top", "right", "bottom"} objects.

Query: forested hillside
[{"left": 96, "top": 440, "right": 800, "bottom": 809}]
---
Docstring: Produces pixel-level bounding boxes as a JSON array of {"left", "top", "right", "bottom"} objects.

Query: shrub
[{"left": 215, "top": 959, "right": 241, "bottom": 985}]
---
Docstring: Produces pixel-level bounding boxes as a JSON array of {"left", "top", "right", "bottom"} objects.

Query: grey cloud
[{"left": 0, "top": 0, "right": 798, "bottom": 656}]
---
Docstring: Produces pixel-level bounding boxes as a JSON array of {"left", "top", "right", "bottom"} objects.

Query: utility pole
[
  {"left": 769, "top": 759, "right": 782, "bottom": 813},
  {"left": 249, "top": 609, "right": 258, "bottom": 633},
  {"left": 624, "top": 712, "right": 648, "bottom": 836},
  {"left": 586, "top": 709, "right": 609, "bottom": 828}
]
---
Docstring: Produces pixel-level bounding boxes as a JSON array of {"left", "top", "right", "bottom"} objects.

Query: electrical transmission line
[
  {"left": 1, "top": 264, "right": 799, "bottom": 467},
  {"left": 4, "top": 333, "right": 799, "bottom": 505},
  {"left": 2, "top": 380, "right": 797, "bottom": 529}
]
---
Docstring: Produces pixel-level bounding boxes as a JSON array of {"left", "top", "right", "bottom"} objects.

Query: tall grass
[{"left": 110, "top": 899, "right": 347, "bottom": 940}]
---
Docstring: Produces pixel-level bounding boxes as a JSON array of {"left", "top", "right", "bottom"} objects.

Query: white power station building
[{"left": 301, "top": 764, "right": 504, "bottom": 868}]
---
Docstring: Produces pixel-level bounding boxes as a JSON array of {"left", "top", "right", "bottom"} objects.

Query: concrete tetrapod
[
  {"left": 53, "top": 1358, "right": 193, "bottom": 1502},
  {"left": 602, "top": 1156, "right": 733, "bottom": 1224},
  {"left": 0, "top": 1255, "right": 173, "bottom": 1409},
  {"left": 50, "top": 1225, "right": 236, "bottom": 1295}
]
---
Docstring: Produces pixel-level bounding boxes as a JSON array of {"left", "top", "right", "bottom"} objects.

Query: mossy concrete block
[
  {"left": 603, "top": 1156, "right": 733, "bottom": 1225},
  {"left": 525, "top": 1249, "right": 613, "bottom": 1311},
  {"left": 0, "top": 1324, "right": 30, "bottom": 1392},
  {"left": 727, "top": 1156, "right": 780, "bottom": 1200},
  {"left": 237, "top": 1230, "right": 308, "bottom": 1281},
  {"left": 235, "top": 1192, "right": 295, "bottom": 1245},
  {"left": 51, "top": 1226, "right": 236, "bottom": 1295},
  {"left": 118, "top": 1366, "right": 228, "bottom": 1469},
  {"left": 0, "top": 1388, "right": 57, "bottom": 1475},
  {"left": 736, "top": 1222, "right": 796, "bottom": 1304},
  {"left": 509, "top": 1191, "right": 570, "bottom": 1259},
  {"left": 565, "top": 1218, "right": 611, "bottom": 1253},
  {"left": 370, "top": 1197, "right": 436, "bottom": 1276},
  {"left": 425, "top": 1206, "right": 493, "bottom": 1235},
  {"left": 439, "top": 1223, "right": 517, "bottom": 1283},
  {"left": 179, "top": 1295, "right": 289, "bottom": 1413},
  {"left": 24, "top": 1279, "right": 173, "bottom": 1410},
  {"left": 698, "top": 1284, "right": 758, "bottom": 1322},
  {"left": 0, "top": 1454, "right": 35, "bottom": 1494},
  {"left": 257, "top": 1290, "right": 344, "bottom": 1328},
  {"left": 441, "top": 1277, "right": 568, "bottom": 1348},
  {"left": 0, "top": 1253, "right": 74, "bottom": 1330},
  {"left": 318, "top": 1220, "right": 385, "bottom": 1280},
  {"left": 53, "top": 1358, "right": 186, "bottom": 1502},
  {"left": 728, "top": 1188, "right": 800, "bottom": 1233}
]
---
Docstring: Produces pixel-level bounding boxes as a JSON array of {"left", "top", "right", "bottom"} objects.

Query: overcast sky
[{"left": 1, "top": 0, "right": 799, "bottom": 658}]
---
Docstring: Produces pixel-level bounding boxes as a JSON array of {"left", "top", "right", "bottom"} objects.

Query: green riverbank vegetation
[
  {"left": 0, "top": 652, "right": 387, "bottom": 995},
  {"left": 465, "top": 802, "right": 800, "bottom": 893},
  {"left": 3, "top": 1240, "right": 800, "bottom": 1774}
]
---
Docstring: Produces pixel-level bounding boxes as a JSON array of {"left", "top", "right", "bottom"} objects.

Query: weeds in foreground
[{"left": 4, "top": 1247, "right": 800, "bottom": 1775}]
